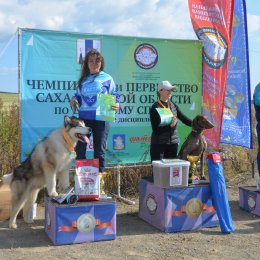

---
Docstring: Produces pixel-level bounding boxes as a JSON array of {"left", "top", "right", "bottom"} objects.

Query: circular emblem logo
[
  {"left": 186, "top": 198, "right": 203, "bottom": 218},
  {"left": 134, "top": 43, "right": 158, "bottom": 69},
  {"left": 77, "top": 213, "right": 96, "bottom": 233},
  {"left": 146, "top": 194, "right": 157, "bottom": 215},
  {"left": 247, "top": 195, "right": 256, "bottom": 210},
  {"left": 196, "top": 27, "right": 228, "bottom": 69}
]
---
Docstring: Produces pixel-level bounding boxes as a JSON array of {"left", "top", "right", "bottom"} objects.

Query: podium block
[
  {"left": 45, "top": 198, "right": 116, "bottom": 245},
  {"left": 139, "top": 177, "right": 219, "bottom": 232},
  {"left": 239, "top": 186, "right": 260, "bottom": 216}
]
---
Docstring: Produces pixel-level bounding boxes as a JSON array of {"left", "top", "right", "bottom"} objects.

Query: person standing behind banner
[
  {"left": 253, "top": 83, "right": 260, "bottom": 177},
  {"left": 149, "top": 80, "right": 192, "bottom": 162},
  {"left": 70, "top": 48, "right": 120, "bottom": 172}
]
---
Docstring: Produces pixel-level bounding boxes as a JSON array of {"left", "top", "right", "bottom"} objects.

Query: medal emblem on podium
[
  {"left": 146, "top": 194, "right": 157, "bottom": 215},
  {"left": 185, "top": 198, "right": 203, "bottom": 218}
]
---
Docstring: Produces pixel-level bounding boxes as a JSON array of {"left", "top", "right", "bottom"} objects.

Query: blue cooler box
[
  {"left": 45, "top": 198, "right": 116, "bottom": 245},
  {"left": 139, "top": 177, "right": 219, "bottom": 232}
]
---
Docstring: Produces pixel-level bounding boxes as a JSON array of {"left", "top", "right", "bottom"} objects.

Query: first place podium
[{"left": 139, "top": 177, "right": 219, "bottom": 232}]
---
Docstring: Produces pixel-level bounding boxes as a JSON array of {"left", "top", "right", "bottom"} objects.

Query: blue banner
[{"left": 221, "top": 0, "right": 252, "bottom": 148}]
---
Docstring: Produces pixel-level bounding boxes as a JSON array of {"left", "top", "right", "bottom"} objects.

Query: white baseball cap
[{"left": 158, "top": 81, "right": 177, "bottom": 91}]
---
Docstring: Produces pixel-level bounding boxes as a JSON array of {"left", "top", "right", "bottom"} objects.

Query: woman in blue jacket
[{"left": 70, "top": 48, "right": 120, "bottom": 172}]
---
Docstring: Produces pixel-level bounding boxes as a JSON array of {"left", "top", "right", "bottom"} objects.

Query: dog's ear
[
  {"left": 193, "top": 115, "right": 214, "bottom": 130},
  {"left": 64, "top": 116, "right": 71, "bottom": 127},
  {"left": 201, "top": 115, "right": 214, "bottom": 129}
]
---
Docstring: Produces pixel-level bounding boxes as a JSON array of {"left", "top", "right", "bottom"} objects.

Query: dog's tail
[{"left": 1, "top": 172, "right": 13, "bottom": 186}]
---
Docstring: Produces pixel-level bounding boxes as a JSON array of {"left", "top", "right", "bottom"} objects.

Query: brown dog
[{"left": 178, "top": 114, "right": 214, "bottom": 179}]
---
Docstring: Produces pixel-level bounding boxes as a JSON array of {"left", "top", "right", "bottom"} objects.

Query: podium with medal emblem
[
  {"left": 139, "top": 177, "right": 219, "bottom": 232},
  {"left": 239, "top": 186, "right": 260, "bottom": 216},
  {"left": 45, "top": 198, "right": 116, "bottom": 245}
]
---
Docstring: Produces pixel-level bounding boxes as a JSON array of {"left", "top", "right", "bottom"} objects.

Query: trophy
[
  {"left": 100, "top": 172, "right": 110, "bottom": 196},
  {"left": 187, "top": 155, "right": 200, "bottom": 184}
]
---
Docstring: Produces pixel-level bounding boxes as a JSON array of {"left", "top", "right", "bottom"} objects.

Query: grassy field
[
  {"left": 0, "top": 92, "right": 19, "bottom": 108},
  {"left": 0, "top": 93, "right": 20, "bottom": 178}
]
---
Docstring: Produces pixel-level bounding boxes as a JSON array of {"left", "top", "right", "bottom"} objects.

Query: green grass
[{"left": 0, "top": 94, "right": 20, "bottom": 178}]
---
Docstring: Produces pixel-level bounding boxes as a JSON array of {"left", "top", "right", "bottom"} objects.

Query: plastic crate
[{"left": 152, "top": 159, "right": 190, "bottom": 188}]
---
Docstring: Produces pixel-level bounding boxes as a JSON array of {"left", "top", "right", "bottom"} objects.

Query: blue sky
[{"left": 0, "top": 0, "right": 259, "bottom": 97}]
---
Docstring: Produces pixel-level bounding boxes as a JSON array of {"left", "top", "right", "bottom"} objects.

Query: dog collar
[{"left": 63, "top": 131, "right": 76, "bottom": 159}]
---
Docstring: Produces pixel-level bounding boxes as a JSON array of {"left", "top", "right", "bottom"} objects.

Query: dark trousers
[
  {"left": 150, "top": 143, "right": 178, "bottom": 162},
  {"left": 257, "top": 122, "right": 260, "bottom": 177},
  {"left": 75, "top": 120, "right": 110, "bottom": 172}
]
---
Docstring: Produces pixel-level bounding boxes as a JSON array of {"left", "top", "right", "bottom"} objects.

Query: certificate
[
  {"left": 156, "top": 108, "right": 173, "bottom": 126},
  {"left": 96, "top": 94, "right": 116, "bottom": 122}
]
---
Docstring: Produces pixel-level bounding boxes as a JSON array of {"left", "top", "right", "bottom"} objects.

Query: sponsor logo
[
  {"left": 113, "top": 134, "right": 125, "bottom": 150},
  {"left": 134, "top": 43, "right": 158, "bottom": 69},
  {"left": 196, "top": 27, "right": 228, "bottom": 69},
  {"left": 129, "top": 135, "right": 151, "bottom": 143}
]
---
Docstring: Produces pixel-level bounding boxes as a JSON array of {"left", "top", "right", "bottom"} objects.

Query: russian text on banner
[{"left": 188, "top": 0, "right": 234, "bottom": 150}]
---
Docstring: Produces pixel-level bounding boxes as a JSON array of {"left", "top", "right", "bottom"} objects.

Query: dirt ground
[{"left": 1, "top": 171, "right": 260, "bottom": 260}]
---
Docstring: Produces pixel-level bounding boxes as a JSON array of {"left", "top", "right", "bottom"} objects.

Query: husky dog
[{"left": 3, "top": 116, "right": 91, "bottom": 229}]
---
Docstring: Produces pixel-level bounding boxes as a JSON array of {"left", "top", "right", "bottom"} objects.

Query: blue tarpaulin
[{"left": 207, "top": 153, "right": 235, "bottom": 233}]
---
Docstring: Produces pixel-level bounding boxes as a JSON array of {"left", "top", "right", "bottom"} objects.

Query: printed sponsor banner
[
  {"left": 221, "top": 0, "right": 252, "bottom": 148},
  {"left": 20, "top": 29, "right": 202, "bottom": 165},
  {"left": 188, "top": 0, "right": 234, "bottom": 150}
]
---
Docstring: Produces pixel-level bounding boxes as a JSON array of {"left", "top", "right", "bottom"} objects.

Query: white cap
[{"left": 158, "top": 81, "right": 177, "bottom": 91}]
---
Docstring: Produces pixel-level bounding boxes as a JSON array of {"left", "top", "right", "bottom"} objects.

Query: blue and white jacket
[{"left": 74, "top": 71, "right": 120, "bottom": 120}]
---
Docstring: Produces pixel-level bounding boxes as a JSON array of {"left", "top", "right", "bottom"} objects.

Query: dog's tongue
[{"left": 83, "top": 135, "right": 89, "bottom": 143}]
